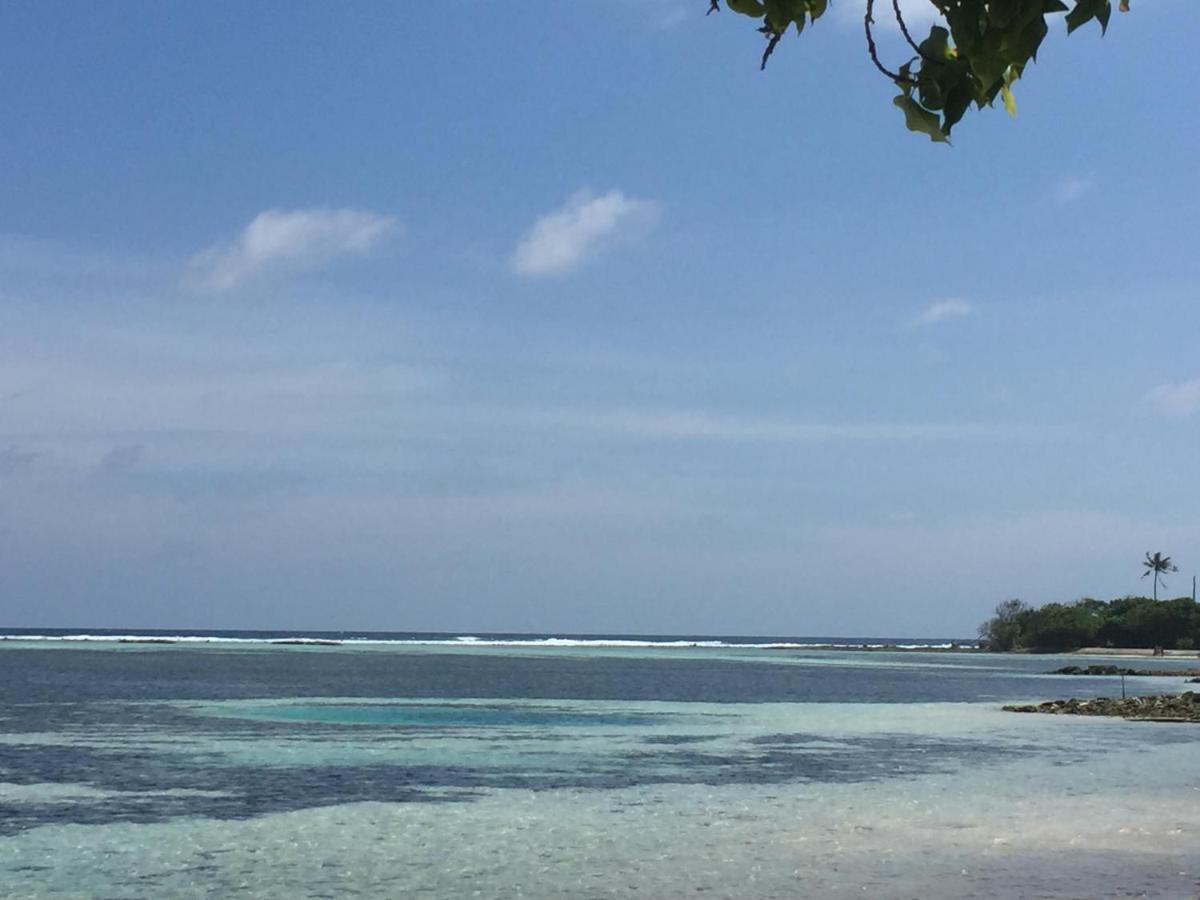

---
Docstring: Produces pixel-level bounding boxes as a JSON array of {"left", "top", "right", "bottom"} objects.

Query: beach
[{"left": 1073, "top": 646, "right": 1200, "bottom": 659}]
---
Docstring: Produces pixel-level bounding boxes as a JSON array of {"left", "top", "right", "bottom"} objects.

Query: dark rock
[
  {"left": 1049, "top": 664, "right": 1129, "bottom": 675},
  {"left": 1004, "top": 692, "right": 1200, "bottom": 722},
  {"left": 1049, "top": 664, "right": 1200, "bottom": 677}
]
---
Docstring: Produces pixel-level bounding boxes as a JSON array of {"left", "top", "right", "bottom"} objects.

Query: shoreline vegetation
[
  {"left": 980, "top": 594, "right": 1200, "bottom": 723},
  {"left": 977, "top": 595, "right": 1200, "bottom": 654}
]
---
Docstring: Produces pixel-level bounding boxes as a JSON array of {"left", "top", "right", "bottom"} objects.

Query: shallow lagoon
[{"left": 1, "top": 640, "right": 1198, "bottom": 897}]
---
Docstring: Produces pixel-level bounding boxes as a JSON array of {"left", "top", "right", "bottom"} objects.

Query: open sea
[{"left": 2, "top": 630, "right": 1199, "bottom": 898}]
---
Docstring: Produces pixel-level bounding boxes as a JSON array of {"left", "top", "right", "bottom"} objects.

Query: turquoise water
[{"left": 1, "top": 638, "right": 1198, "bottom": 897}]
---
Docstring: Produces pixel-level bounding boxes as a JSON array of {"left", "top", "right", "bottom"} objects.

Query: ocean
[{"left": 1, "top": 631, "right": 1198, "bottom": 898}]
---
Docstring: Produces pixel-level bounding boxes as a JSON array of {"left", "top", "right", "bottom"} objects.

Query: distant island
[
  {"left": 978, "top": 595, "right": 1200, "bottom": 654},
  {"left": 983, "top": 594, "right": 1200, "bottom": 724}
]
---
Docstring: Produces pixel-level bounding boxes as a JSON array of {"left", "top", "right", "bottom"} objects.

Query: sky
[{"left": 1, "top": 0, "right": 1198, "bottom": 636}]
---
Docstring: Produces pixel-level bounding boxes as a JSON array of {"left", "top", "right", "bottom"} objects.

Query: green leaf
[
  {"left": 1007, "top": 16, "right": 1049, "bottom": 63},
  {"left": 763, "top": 0, "right": 805, "bottom": 31},
  {"left": 725, "top": 0, "right": 766, "bottom": 17},
  {"left": 919, "top": 26, "right": 953, "bottom": 60},
  {"left": 919, "top": 76, "right": 945, "bottom": 111},
  {"left": 1002, "top": 65, "right": 1020, "bottom": 116},
  {"left": 942, "top": 81, "right": 975, "bottom": 132},
  {"left": 1001, "top": 84, "right": 1017, "bottom": 116},
  {"left": 969, "top": 48, "right": 1011, "bottom": 94},
  {"left": 763, "top": 0, "right": 820, "bottom": 33},
  {"left": 1066, "top": 0, "right": 1112, "bottom": 34},
  {"left": 894, "top": 95, "right": 949, "bottom": 143},
  {"left": 988, "top": 2, "right": 1017, "bottom": 28}
]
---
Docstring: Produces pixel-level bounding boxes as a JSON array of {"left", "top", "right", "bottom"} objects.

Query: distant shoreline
[
  {"left": 0, "top": 630, "right": 978, "bottom": 651},
  {"left": 9, "top": 632, "right": 1200, "bottom": 658}
]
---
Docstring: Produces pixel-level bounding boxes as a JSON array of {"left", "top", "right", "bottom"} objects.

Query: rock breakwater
[
  {"left": 1050, "top": 664, "right": 1200, "bottom": 677},
  {"left": 1004, "top": 692, "right": 1200, "bottom": 722}
]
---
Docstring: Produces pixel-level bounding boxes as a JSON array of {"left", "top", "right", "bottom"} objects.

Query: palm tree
[{"left": 1141, "top": 551, "right": 1178, "bottom": 601}]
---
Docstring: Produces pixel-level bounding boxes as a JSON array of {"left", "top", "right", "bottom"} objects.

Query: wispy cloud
[
  {"left": 912, "top": 298, "right": 972, "bottom": 327},
  {"left": 1147, "top": 377, "right": 1200, "bottom": 417},
  {"left": 834, "top": 0, "right": 942, "bottom": 30},
  {"left": 514, "top": 408, "right": 1033, "bottom": 444},
  {"left": 0, "top": 445, "right": 38, "bottom": 478},
  {"left": 512, "top": 189, "right": 658, "bottom": 278},
  {"left": 620, "top": 0, "right": 689, "bottom": 30},
  {"left": 0, "top": 234, "right": 166, "bottom": 288},
  {"left": 96, "top": 444, "right": 144, "bottom": 476},
  {"left": 185, "top": 208, "right": 397, "bottom": 293},
  {"left": 654, "top": 6, "right": 688, "bottom": 29},
  {"left": 648, "top": 2, "right": 688, "bottom": 29},
  {"left": 1055, "top": 174, "right": 1096, "bottom": 203}
]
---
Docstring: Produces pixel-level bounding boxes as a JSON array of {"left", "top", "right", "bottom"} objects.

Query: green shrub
[{"left": 978, "top": 595, "right": 1200, "bottom": 653}]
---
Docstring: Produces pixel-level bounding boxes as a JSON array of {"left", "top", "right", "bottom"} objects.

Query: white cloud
[
  {"left": 185, "top": 208, "right": 397, "bottom": 293},
  {"left": 835, "top": 0, "right": 943, "bottom": 30},
  {"left": 511, "top": 190, "right": 658, "bottom": 278},
  {"left": 1055, "top": 175, "right": 1096, "bottom": 203},
  {"left": 912, "top": 298, "right": 972, "bottom": 327},
  {"left": 1147, "top": 377, "right": 1200, "bottom": 417}
]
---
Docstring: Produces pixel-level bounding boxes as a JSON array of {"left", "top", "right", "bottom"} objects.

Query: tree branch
[
  {"left": 891, "top": 0, "right": 926, "bottom": 58},
  {"left": 759, "top": 25, "right": 783, "bottom": 70},
  {"left": 864, "top": 0, "right": 916, "bottom": 84}
]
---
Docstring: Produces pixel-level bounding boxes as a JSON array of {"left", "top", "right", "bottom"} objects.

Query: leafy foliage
[
  {"left": 978, "top": 594, "right": 1200, "bottom": 653},
  {"left": 710, "top": 0, "right": 1130, "bottom": 141},
  {"left": 977, "top": 598, "right": 1028, "bottom": 651}
]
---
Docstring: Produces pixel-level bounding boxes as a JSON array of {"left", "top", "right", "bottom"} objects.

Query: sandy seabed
[{"left": 2, "top": 701, "right": 1198, "bottom": 899}]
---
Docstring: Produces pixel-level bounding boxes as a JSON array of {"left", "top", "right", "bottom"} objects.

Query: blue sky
[{"left": 1, "top": 1, "right": 1197, "bottom": 635}]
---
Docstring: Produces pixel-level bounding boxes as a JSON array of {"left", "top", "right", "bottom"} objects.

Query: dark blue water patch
[
  {"left": 0, "top": 728, "right": 1039, "bottom": 836},
  {"left": 0, "top": 710, "right": 1187, "bottom": 836},
  {"left": 748, "top": 733, "right": 857, "bottom": 746},
  {"left": 0, "top": 645, "right": 1170, "bottom": 706},
  {"left": 221, "top": 702, "right": 674, "bottom": 729},
  {"left": 0, "top": 777, "right": 478, "bottom": 836},
  {"left": 622, "top": 732, "right": 1049, "bottom": 786},
  {"left": 641, "top": 734, "right": 716, "bottom": 745}
]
